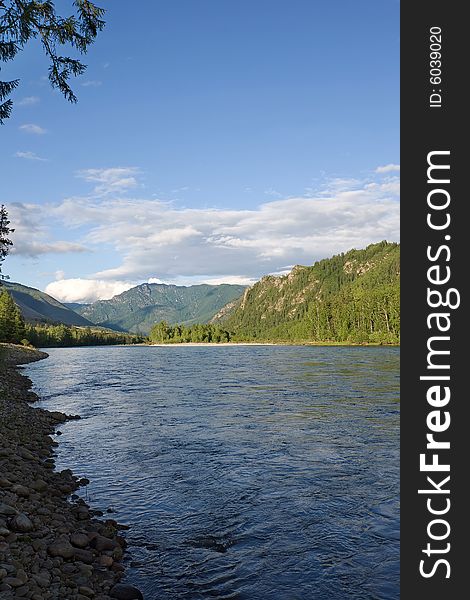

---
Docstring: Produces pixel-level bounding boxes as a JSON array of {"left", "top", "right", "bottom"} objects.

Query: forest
[{"left": 149, "top": 322, "right": 233, "bottom": 344}]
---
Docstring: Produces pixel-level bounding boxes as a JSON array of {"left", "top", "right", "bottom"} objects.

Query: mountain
[
  {"left": 2, "top": 281, "right": 95, "bottom": 327},
  {"left": 219, "top": 241, "right": 400, "bottom": 344},
  {"left": 73, "top": 283, "right": 246, "bottom": 334},
  {"left": 64, "top": 302, "right": 89, "bottom": 311}
]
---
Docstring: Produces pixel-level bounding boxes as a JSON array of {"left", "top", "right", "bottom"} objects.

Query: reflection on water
[{"left": 26, "top": 345, "right": 399, "bottom": 599}]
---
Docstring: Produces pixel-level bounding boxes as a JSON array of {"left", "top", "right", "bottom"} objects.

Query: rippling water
[{"left": 25, "top": 345, "right": 399, "bottom": 599}]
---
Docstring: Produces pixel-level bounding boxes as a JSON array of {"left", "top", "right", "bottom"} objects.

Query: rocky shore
[{"left": 0, "top": 344, "right": 144, "bottom": 600}]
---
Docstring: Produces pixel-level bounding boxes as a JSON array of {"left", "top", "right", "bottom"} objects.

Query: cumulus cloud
[
  {"left": 45, "top": 279, "right": 134, "bottom": 303},
  {"left": 51, "top": 174, "right": 399, "bottom": 285},
  {"left": 18, "top": 96, "right": 40, "bottom": 106},
  {"left": 14, "top": 151, "right": 47, "bottom": 161},
  {"left": 202, "top": 275, "right": 257, "bottom": 286},
  {"left": 13, "top": 169, "right": 399, "bottom": 301},
  {"left": 19, "top": 123, "right": 47, "bottom": 134},
  {"left": 76, "top": 167, "right": 140, "bottom": 196},
  {"left": 375, "top": 164, "right": 400, "bottom": 174},
  {"left": 8, "top": 203, "right": 88, "bottom": 257}
]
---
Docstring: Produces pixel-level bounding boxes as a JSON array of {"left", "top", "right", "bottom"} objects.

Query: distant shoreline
[
  {"left": 150, "top": 342, "right": 277, "bottom": 347},
  {"left": 149, "top": 341, "right": 400, "bottom": 347}
]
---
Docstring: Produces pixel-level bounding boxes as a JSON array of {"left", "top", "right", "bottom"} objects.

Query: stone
[
  {"left": 97, "top": 555, "right": 113, "bottom": 568},
  {"left": 47, "top": 541, "right": 75, "bottom": 560},
  {"left": 16, "top": 569, "right": 28, "bottom": 584},
  {"left": 71, "top": 532, "right": 90, "bottom": 548},
  {"left": 14, "top": 584, "right": 29, "bottom": 597},
  {"left": 78, "top": 586, "right": 95, "bottom": 597},
  {"left": 18, "top": 447, "right": 35, "bottom": 460},
  {"left": 9, "top": 513, "right": 34, "bottom": 533},
  {"left": 0, "top": 503, "right": 18, "bottom": 516},
  {"left": 11, "top": 484, "right": 29, "bottom": 497},
  {"left": 30, "top": 480, "right": 48, "bottom": 492},
  {"left": 90, "top": 535, "right": 117, "bottom": 552},
  {"left": 32, "top": 575, "right": 49, "bottom": 588},
  {"left": 73, "top": 549, "right": 94, "bottom": 564},
  {"left": 111, "top": 563, "right": 125, "bottom": 573},
  {"left": 3, "top": 576, "right": 24, "bottom": 587},
  {"left": 110, "top": 583, "right": 144, "bottom": 599}
]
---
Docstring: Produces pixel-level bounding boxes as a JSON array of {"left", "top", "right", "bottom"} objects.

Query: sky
[{"left": 1, "top": 0, "right": 399, "bottom": 303}]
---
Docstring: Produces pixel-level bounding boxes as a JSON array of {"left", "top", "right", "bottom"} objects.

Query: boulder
[
  {"left": 110, "top": 584, "right": 144, "bottom": 600},
  {"left": 70, "top": 532, "right": 90, "bottom": 548},
  {"left": 47, "top": 540, "right": 75, "bottom": 559},
  {"left": 9, "top": 513, "right": 34, "bottom": 533},
  {"left": 90, "top": 535, "right": 118, "bottom": 552}
]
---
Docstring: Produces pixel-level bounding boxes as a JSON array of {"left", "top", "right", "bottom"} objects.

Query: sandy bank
[
  {"left": 150, "top": 342, "right": 277, "bottom": 347},
  {"left": 0, "top": 345, "right": 143, "bottom": 600}
]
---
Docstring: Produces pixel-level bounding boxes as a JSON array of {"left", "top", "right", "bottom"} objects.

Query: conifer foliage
[
  {"left": 0, "top": 204, "right": 13, "bottom": 280},
  {"left": 0, "top": 287, "right": 26, "bottom": 342},
  {"left": 0, "top": 0, "right": 105, "bottom": 123},
  {"left": 0, "top": 204, "right": 25, "bottom": 342}
]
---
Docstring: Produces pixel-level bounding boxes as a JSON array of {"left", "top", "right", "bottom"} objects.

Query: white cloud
[
  {"left": 8, "top": 203, "right": 88, "bottom": 257},
  {"left": 45, "top": 279, "right": 135, "bottom": 303},
  {"left": 375, "top": 164, "right": 400, "bottom": 174},
  {"left": 14, "top": 151, "right": 47, "bottom": 161},
  {"left": 81, "top": 80, "right": 102, "bottom": 87},
  {"left": 13, "top": 169, "right": 399, "bottom": 299},
  {"left": 76, "top": 167, "right": 140, "bottom": 196},
  {"left": 19, "top": 123, "right": 47, "bottom": 134},
  {"left": 18, "top": 96, "right": 40, "bottom": 106},
  {"left": 202, "top": 275, "right": 256, "bottom": 286},
  {"left": 50, "top": 173, "right": 399, "bottom": 285}
]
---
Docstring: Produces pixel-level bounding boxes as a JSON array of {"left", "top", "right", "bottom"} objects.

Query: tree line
[
  {"left": 23, "top": 323, "right": 144, "bottom": 348},
  {"left": 149, "top": 322, "right": 233, "bottom": 344}
]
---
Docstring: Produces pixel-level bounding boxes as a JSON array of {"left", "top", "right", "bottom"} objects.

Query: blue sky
[{"left": 1, "top": 0, "right": 399, "bottom": 302}]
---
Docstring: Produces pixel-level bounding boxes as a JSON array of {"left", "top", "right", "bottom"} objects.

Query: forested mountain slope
[
  {"left": 2, "top": 281, "right": 95, "bottom": 327},
  {"left": 221, "top": 242, "right": 400, "bottom": 343}
]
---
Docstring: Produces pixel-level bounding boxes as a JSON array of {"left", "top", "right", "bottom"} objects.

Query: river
[{"left": 25, "top": 345, "right": 399, "bottom": 600}]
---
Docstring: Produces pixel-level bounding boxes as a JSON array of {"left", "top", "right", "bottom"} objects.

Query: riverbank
[
  {"left": 0, "top": 344, "right": 143, "bottom": 600},
  {"left": 150, "top": 341, "right": 278, "bottom": 347},
  {"left": 149, "top": 341, "right": 400, "bottom": 347}
]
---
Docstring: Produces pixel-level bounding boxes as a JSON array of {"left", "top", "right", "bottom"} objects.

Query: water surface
[{"left": 26, "top": 345, "right": 399, "bottom": 599}]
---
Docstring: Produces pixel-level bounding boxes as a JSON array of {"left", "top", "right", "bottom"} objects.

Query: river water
[{"left": 25, "top": 345, "right": 399, "bottom": 600}]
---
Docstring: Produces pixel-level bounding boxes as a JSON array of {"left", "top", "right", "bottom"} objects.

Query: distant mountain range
[
  {"left": 4, "top": 242, "right": 400, "bottom": 343},
  {"left": 71, "top": 283, "right": 247, "bottom": 334},
  {"left": 2, "top": 281, "right": 95, "bottom": 327},
  {"left": 219, "top": 241, "right": 400, "bottom": 343}
]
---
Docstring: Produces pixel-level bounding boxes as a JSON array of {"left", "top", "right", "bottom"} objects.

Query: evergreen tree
[
  {"left": 1, "top": 0, "right": 105, "bottom": 123},
  {"left": 0, "top": 204, "right": 13, "bottom": 280},
  {"left": 0, "top": 288, "right": 24, "bottom": 342}
]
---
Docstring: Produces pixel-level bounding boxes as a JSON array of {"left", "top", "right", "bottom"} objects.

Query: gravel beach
[{"left": 0, "top": 344, "right": 144, "bottom": 600}]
